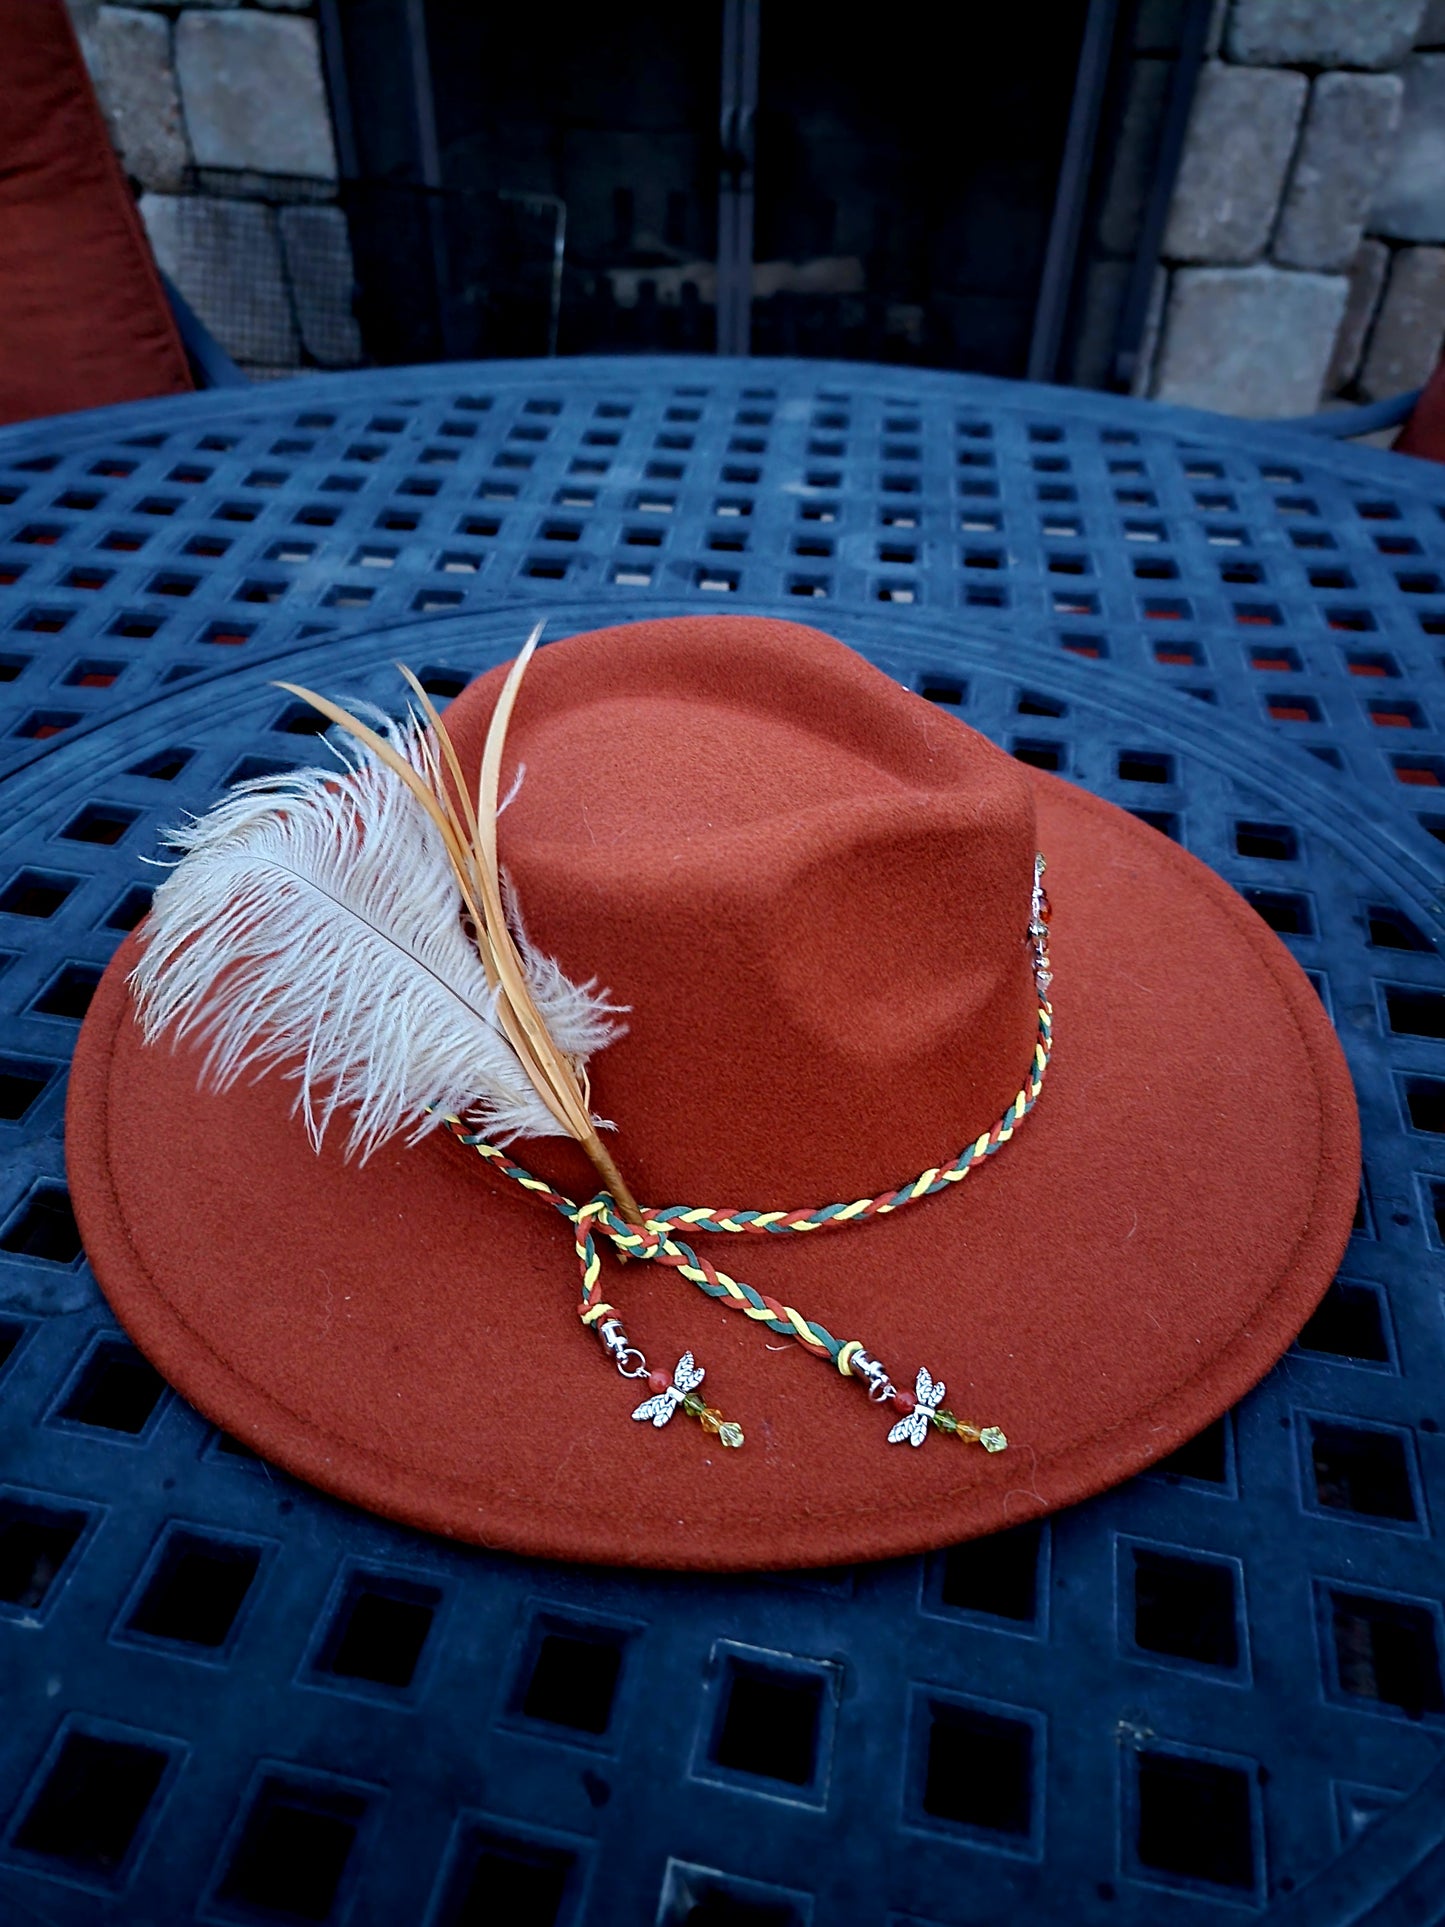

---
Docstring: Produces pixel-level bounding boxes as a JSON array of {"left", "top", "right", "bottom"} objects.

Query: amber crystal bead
[{"left": 698, "top": 1406, "right": 724, "bottom": 1434}]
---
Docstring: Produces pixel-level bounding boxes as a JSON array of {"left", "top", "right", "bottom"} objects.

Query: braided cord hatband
[
  {"left": 443, "top": 855, "right": 1055, "bottom": 1451},
  {"left": 445, "top": 994, "right": 1049, "bottom": 1348}
]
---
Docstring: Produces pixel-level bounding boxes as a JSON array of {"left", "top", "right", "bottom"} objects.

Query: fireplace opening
[{"left": 318, "top": 0, "right": 1206, "bottom": 379}]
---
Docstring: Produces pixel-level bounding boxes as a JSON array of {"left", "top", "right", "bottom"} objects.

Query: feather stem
[
  {"left": 396, "top": 664, "right": 485, "bottom": 864},
  {"left": 473, "top": 626, "right": 644, "bottom": 1226}
]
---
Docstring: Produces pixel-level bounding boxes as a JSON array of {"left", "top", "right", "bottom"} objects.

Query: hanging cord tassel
[{"left": 438, "top": 863, "right": 1052, "bottom": 1455}]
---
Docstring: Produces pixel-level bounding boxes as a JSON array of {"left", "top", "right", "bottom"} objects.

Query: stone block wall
[
  {"left": 62, "top": 0, "right": 1445, "bottom": 411},
  {"left": 1144, "top": 0, "right": 1445, "bottom": 416},
  {"left": 66, "top": 0, "right": 362, "bottom": 380}
]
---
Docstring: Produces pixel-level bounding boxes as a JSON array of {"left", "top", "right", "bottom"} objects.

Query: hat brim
[{"left": 66, "top": 770, "right": 1358, "bottom": 1570}]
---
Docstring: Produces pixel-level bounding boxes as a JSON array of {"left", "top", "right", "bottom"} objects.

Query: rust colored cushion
[
  {"left": 66, "top": 618, "right": 1360, "bottom": 1570},
  {"left": 0, "top": 0, "right": 192, "bottom": 426},
  {"left": 1395, "top": 355, "right": 1445, "bottom": 464}
]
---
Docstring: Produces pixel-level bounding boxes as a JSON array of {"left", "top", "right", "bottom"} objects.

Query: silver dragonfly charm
[
  {"left": 888, "top": 1366, "right": 946, "bottom": 1447},
  {"left": 631, "top": 1352, "right": 705, "bottom": 1428}
]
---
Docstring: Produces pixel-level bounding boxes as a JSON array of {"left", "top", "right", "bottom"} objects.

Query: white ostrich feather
[{"left": 130, "top": 710, "right": 623, "bottom": 1161}]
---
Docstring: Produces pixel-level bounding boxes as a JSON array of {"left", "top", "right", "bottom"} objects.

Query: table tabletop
[{"left": 1, "top": 357, "right": 1444, "bottom": 1927}]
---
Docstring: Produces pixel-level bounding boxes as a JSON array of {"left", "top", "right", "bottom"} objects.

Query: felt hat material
[{"left": 66, "top": 617, "right": 1360, "bottom": 1569}]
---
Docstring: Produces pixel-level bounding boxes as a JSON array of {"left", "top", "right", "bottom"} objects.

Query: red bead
[
  {"left": 647, "top": 1368, "right": 672, "bottom": 1395},
  {"left": 894, "top": 1388, "right": 916, "bottom": 1414}
]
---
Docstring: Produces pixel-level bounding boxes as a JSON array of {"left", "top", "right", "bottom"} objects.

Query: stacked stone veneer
[
  {"left": 1147, "top": 0, "right": 1445, "bottom": 417},
  {"left": 65, "top": 0, "right": 1445, "bottom": 413},
  {"left": 67, "top": 0, "right": 362, "bottom": 378}
]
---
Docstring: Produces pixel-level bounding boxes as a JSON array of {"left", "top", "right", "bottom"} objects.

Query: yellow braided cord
[{"left": 438, "top": 995, "right": 1053, "bottom": 1372}]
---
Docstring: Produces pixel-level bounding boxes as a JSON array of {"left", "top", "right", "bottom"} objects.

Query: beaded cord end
[
  {"left": 453, "top": 847, "right": 1051, "bottom": 1459},
  {"left": 604, "top": 1328, "right": 745, "bottom": 1449},
  {"left": 681, "top": 1390, "right": 745, "bottom": 1449},
  {"left": 851, "top": 1357, "right": 1008, "bottom": 1453}
]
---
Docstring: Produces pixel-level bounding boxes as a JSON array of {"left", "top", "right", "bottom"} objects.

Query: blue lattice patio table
[{"left": 0, "top": 358, "right": 1444, "bottom": 1926}]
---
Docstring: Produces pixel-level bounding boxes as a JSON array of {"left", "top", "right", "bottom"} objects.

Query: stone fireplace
[{"left": 67, "top": 0, "right": 1445, "bottom": 417}]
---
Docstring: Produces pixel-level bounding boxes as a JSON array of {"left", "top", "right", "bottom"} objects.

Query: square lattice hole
[
  {"left": 17, "top": 606, "right": 76, "bottom": 636},
  {"left": 1148, "top": 1415, "right": 1230, "bottom": 1486},
  {"left": 712, "top": 1659, "right": 825, "bottom": 1787},
  {"left": 0, "top": 1495, "right": 89, "bottom": 1610},
  {"left": 12, "top": 1731, "right": 169, "bottom": 1881},
  {"left": 216, "top": 1777, "right": 366, "bottom": 1922},
  {"left": 315, "top": 1571, "right": 440, "bottom": 1690},
  {"left": 1385, "top": 987, "right": 1445, "bottom": 1038},
  {"left": 1404, "top": 1076, "right": 1445, "bottom": 1133},
  {"left": 1117, "top": 751, "right": 1174, "bottom": 785},
  {"left": 103, "top": 883, "right": 154, "bottom": 931},
  {"left": 920, "top": 1700, "right": 1035, "bottom": 1837},
  {"left": 1366, "top": 904, "right": 1430, "bottom": 951},
  {"left": 128, "top": 746, "right": 194, "bottom": 781},
  {"left": 1330, "top": 1591, "right": 1444, "bottom": 1714},
  {"left": 1135, "top": 1751, "right": 1255, "bottom": 1890},
  {"left": 417, "top": 668, "right": 466, "bottom": 699},
  {"left": 657, "top": 1867, "right": 805, "bottom": 1927},
  {"left": 60, "top": 803, "right": 138, "bottom": 846},
  {"left": 1132, "top": 1549, "right": 1239, "bottom": 1667},
  {"left": 937, "top": 1520, "right": 1042, "bottom": 1623},
  {"left": 1298, "top": 1281, "right": 1390, "bottom": 1363},
  {"left": 1235, "top": 820, "right": 1297, "bottom": 860},
  {"left": 55, "top": 1338, "right": 166, "bottom": 1435},
  {"left": 919, "top": 675, "right": 965, "bottom": 706},
  {"left": 64, "top": 660, "right": 124, "bottom": 689},
  {"left": 1013, "top": 739, "right": 1064, "bottom": 772},
  {"left": 1018, "top": 690, "right": 1067, "bottom": 718},
  {"left": 1349, "top": 653, "right": 1402, "bottom": 683},
  {"left": 1391, "top": 754, "right": 1445, "bottom": 788},
  {"left": 15, "top": 709, "right": 80, "bottom": 740},
  {"left": 202, "top": 620, "right": 255, "bottom": 647},
  {"left": 1242, "top": 887, "right": 1312, "bottom": 937},
  {"left": 226, "top": 755, "right": 296, "bottom": 787},
  {"left": 515, "top": 1618, "right": 626, "bottom": 1735},
  {"left": 1309, "top": 1421, "right": 1417, "bottom": 1522},
  {"left": 273, "top": 703, "right": 330, "bottom": 738},
  {"left": 126, "top": 1530, "right": 262, "bottom": 1650},
  {"left": 436, "top": 1828, "right": 575, "bottom": 1927},
  {"left": 0, "top": 1056, "right": 57, "bottom": 1121},
  {"left": 1, "top": 1184, "right": 82, "bottom": 1263},
  {"left": 31, "top": 962, "right": 103, "bottom": 1021},
  {"left": 1370, "top": 699, "right": 1426, "bottom": 729}
]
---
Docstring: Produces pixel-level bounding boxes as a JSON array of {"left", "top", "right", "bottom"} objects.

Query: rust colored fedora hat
[{"left": 66, "top": 615, "right": 1360, "bottom": 1571}]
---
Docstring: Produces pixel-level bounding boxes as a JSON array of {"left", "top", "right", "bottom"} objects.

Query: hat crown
[{"left": 444, "top": 617, "right": 1039, "bottom": 1204}]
